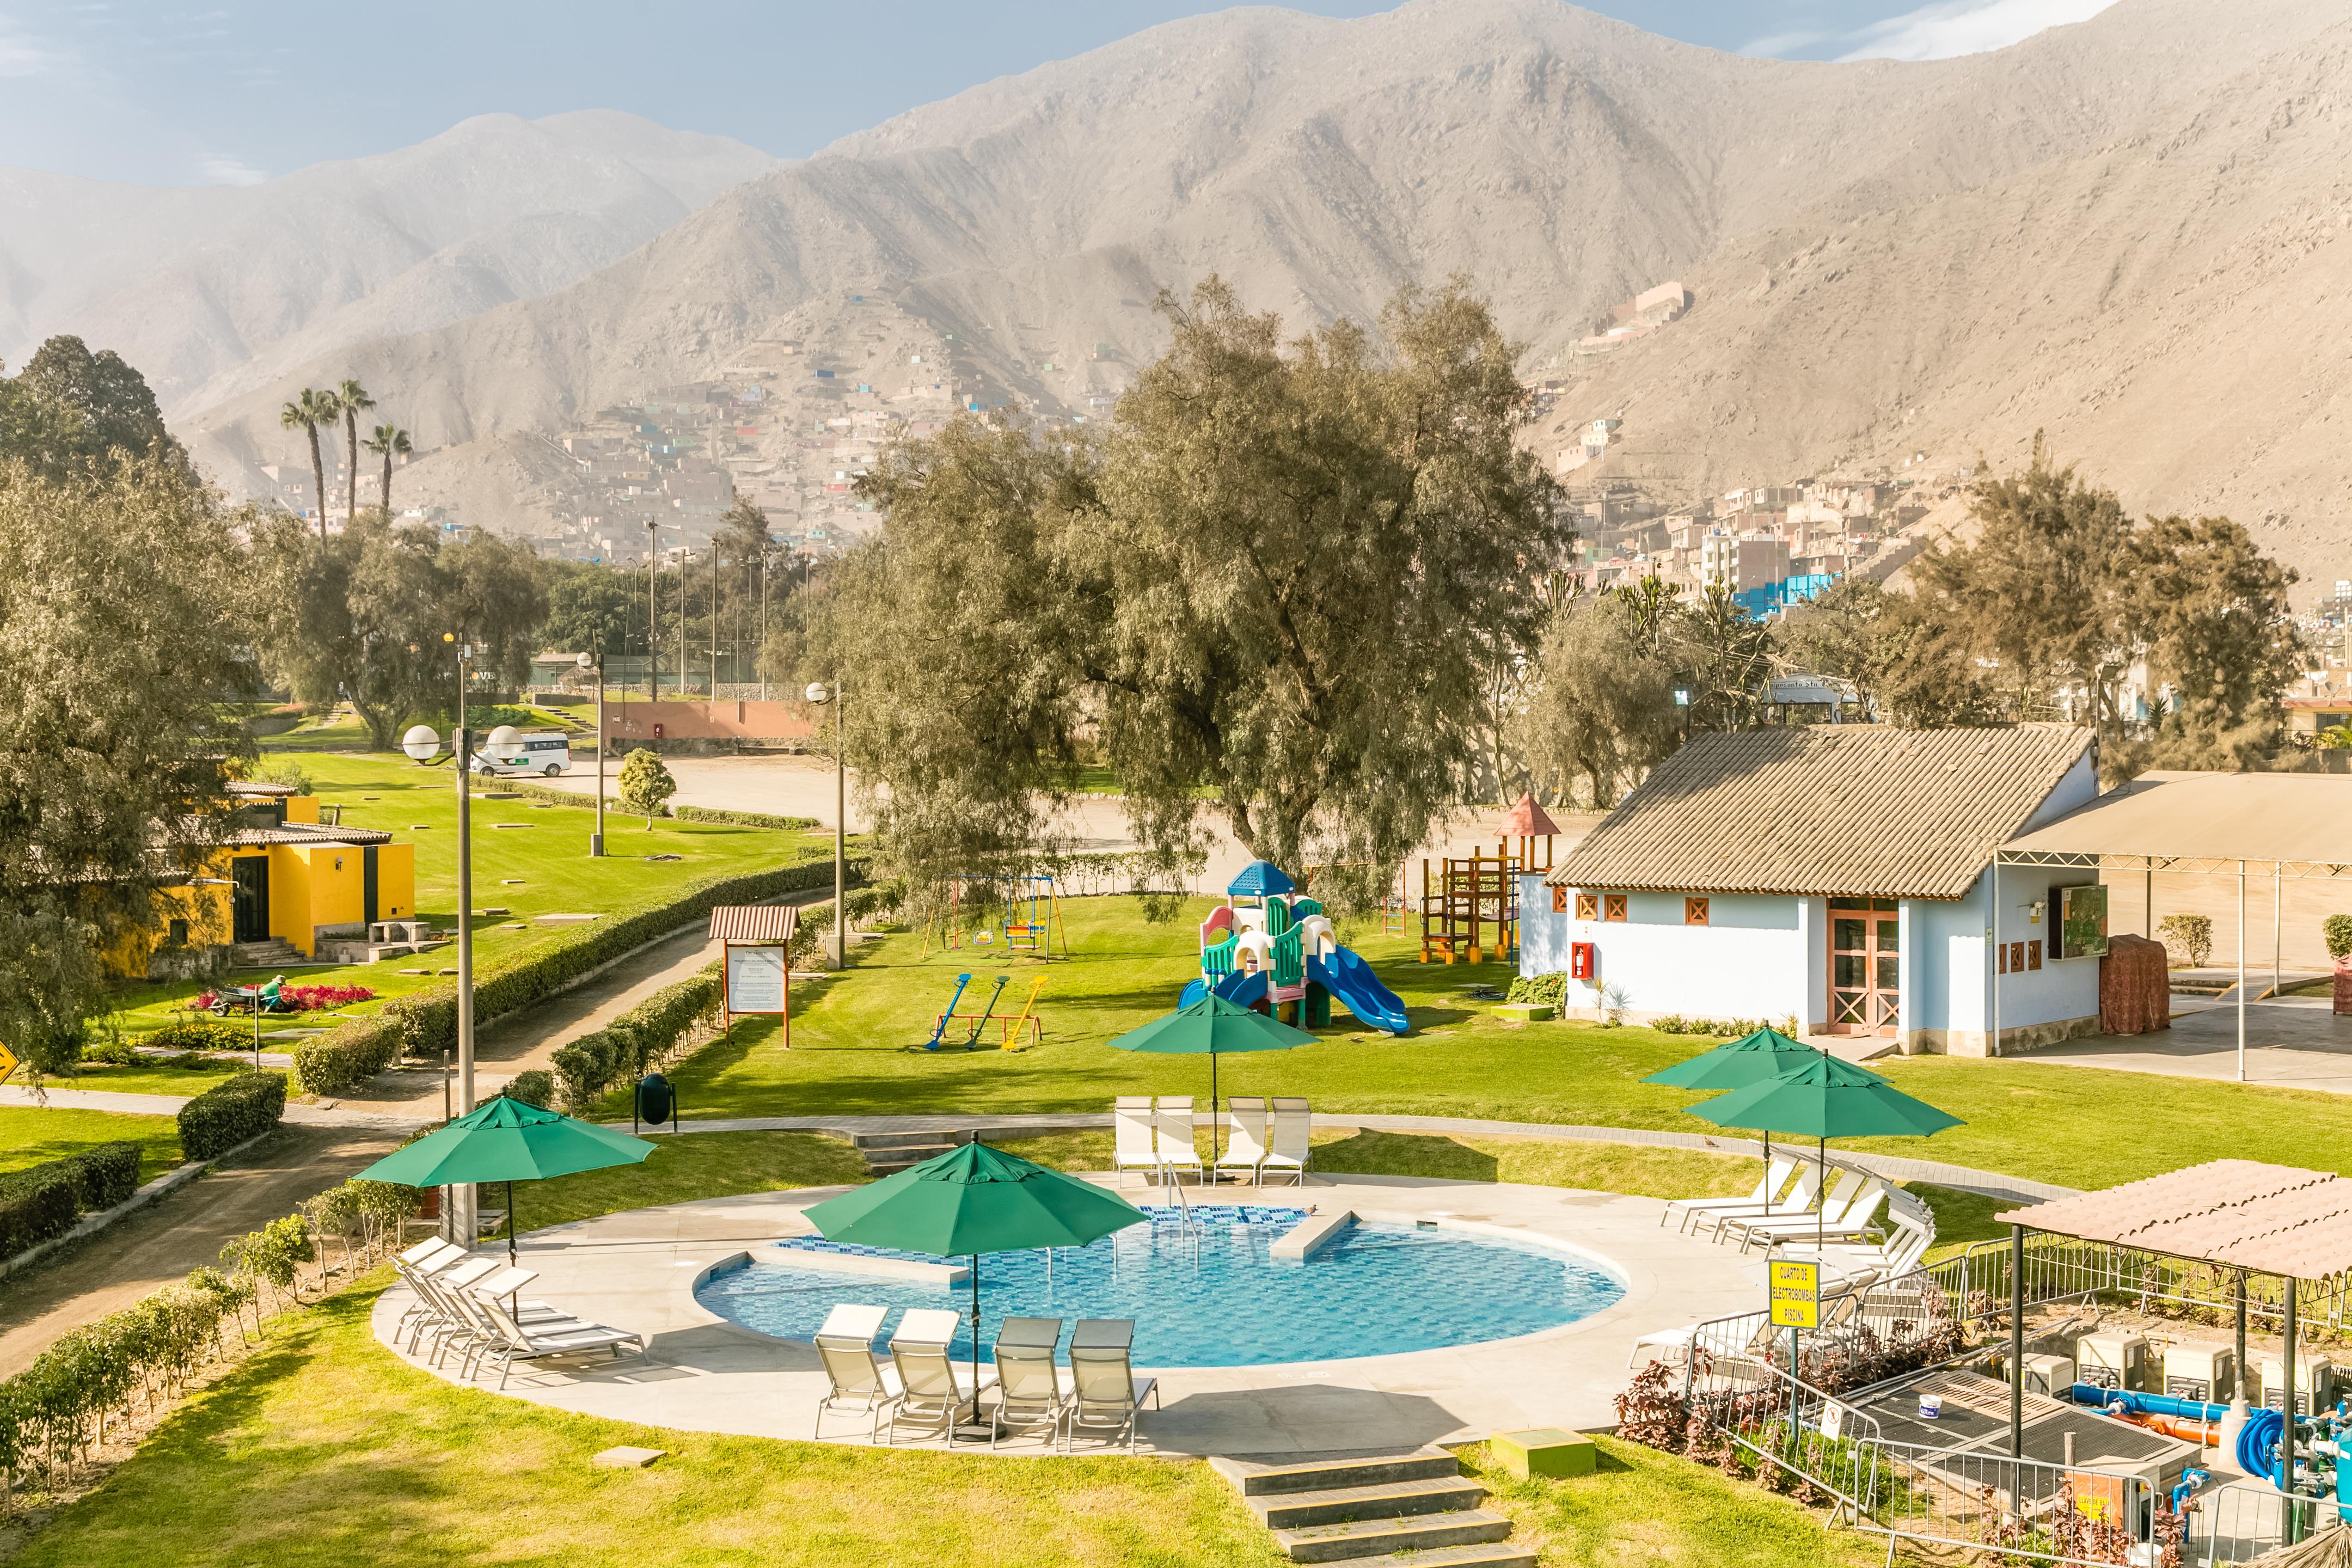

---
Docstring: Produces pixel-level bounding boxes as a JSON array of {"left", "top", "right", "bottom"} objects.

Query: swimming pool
[{"left": 694, "top": 1205, "right": 1626, "bottom": 1367}]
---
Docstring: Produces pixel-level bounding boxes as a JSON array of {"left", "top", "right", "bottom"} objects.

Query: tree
[
  {"left": 616, "top": 749, "right": 676, "bottom": 825},
  {"left": 0, "top": 452, "right": 263, "bottom": 1070},
  {"left": 2120, "top": 513, "right": 2300, "bottom": 769},
  {"left": 0, "top": 336, "right": 186, "bottom": 482},
  {"left": 831, "top": 278, "right": 1570, "bottom": 902},
  {"left": 539, "top": 560, "right": 636, "bottom": 657},
  {"left": 360, "top": 424, "right": 410, "bottom": 513},
  {"left": 335, "top": 379, "right": 373, "bottom": 525},
  {"left": 279, "top": 388, "right": 339, "bottom": 537},
  {"left": 1512, "top": 595, "right": 1679, "bottom": 807},
  {"left": 442, "top": 529, "right": 549, "bottom": 695},
  {"left": 1667, "top": 582, "right": 1773, "bottom": 732}
]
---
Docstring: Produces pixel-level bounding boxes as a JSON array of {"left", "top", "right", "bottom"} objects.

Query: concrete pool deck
[{"left": 371, "top": 1173, "right": 1763, "bottom": 1459}]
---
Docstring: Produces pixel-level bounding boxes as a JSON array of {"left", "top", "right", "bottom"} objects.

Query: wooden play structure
[{"left": 1419, "top": 794, "right": 1559, "bottom": 964}]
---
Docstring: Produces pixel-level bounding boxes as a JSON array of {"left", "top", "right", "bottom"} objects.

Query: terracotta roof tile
[
  {"left": 708, "top": 905, "right": 798, "bottom": 943},
  {"left": 1546, "top": 724, "right": 2093, "bottom": 900},
  {"left": 1996, "top": 1160, "right": 2352, "bottom": 1278}
]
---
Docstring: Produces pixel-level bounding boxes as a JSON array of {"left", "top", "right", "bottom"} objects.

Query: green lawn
[
  {"left": 0, "top": 1106, "right": 182, "bottom": 1181},
  {"left": 102, "top": 748, "right": 850, "bottom": 1042},
  {"left": 631, "top": 893, "right": 2352, "bottom": 1195},
  {"left": 63, "top": 1054, "right": 263, "bottom": 1098}
]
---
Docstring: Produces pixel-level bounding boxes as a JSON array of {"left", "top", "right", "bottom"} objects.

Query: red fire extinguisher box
[{"left": 1570, "top": 941, "right": 1596, "bottom": 980}]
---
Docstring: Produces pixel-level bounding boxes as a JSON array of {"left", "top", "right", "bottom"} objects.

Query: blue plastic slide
[
  {"left": 1178, "top": 970, "right": 1269, "bottom": 1009},
  {"left": 1309, "top": 948, "right": 1410, "bottom": 1035}
]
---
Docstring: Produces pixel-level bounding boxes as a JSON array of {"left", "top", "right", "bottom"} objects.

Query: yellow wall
[
  {"left": 103, "top": 832, "right": 416, "bottom": 975},
  {"left": 277, "top": 843, "right": 369, "bottom": 954},
  {"left": 285, "top": 794, "right": 320, "bottom": 824},
  {"left": 377, "top": 843, "right": 415, "bottom": 921}
]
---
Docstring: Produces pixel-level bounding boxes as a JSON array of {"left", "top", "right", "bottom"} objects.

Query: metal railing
[{"left": 2193, "top": 1481, "right": 2339, "bottom": 1564}]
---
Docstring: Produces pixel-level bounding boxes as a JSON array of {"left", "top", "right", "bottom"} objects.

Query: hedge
[
  {"left": 503, "top": 1070, "right": 554, "bottom": 1109},
  {"left": 675, "top": 804, "right": 819, "bottom": 831},
  {"left": 0, "top": 1142, "right": 145, "bottom": 1261},
  {"left": 141, "top": 1019, "right": 247, "bottom": 1054},
  {"left": 176, "top": 1071, "right": 287, "bottom": 1161},
  {"left": 291, "top": 852, "right": 865, "bottom": 1096}
]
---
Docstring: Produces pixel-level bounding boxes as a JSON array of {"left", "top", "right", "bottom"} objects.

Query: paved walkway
[
  {"left": 373, "top": 1174, "right": 1760, "bottom": 1457},
  {"left": 2019, "top": 997, "right": 2352, "bottom": 1095}
]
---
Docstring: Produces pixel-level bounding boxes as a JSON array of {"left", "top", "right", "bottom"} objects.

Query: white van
[{"left": 470, "top": 730, "right": 574, "bottom": 777}]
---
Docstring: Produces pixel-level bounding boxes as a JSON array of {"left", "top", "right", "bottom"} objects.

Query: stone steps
[
  {"left": 1251, "top": 1475, "right": 1487, "bottom": 1531},
  {"left": 1216, "top": 1449, "right": 1532, "bottom": 1563},
  {"left": 851, "top": 1128, "right": 971, "bottom": 1175},
  {"left": 1272, "top": 1508, "right": 1517, "bottom": 1563}
]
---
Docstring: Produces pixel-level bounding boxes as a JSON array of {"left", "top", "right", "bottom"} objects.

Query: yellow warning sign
[{"left": 1769, "top": 1259, "right": 1820, "bottom": 1328}]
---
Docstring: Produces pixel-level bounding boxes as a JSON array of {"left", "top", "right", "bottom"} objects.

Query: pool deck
[{"left": 370, "top": 1173, "right": 1764, "bottom": 1459}]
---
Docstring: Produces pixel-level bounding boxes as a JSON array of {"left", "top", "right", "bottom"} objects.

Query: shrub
[
  {"left": 282, "top": 984, "right": 374, "bottom": 1010},
  {"left": 1504, "top": 972, "right": 1566, "bottom": 1007},
  {"left": 675, "top": 804, "right": 818, "bottom": 831},
  {"left": 82, "top": 1034, "right": 137, "bottom": 1066},
  {"left": 176, "top": 1071, "right": 287, "bottom": 1160},
  {"left": 503, "top": 1069, "right": 554, "bottom": 1109},
  {"left": 0, "top": 1166, "right": 87, "bottom": 1260},
  {"left": 554, "top": 966, "right": 725, "bottom": 1111},
  {"left": 144, "top": 1019, "right": 246, "bottom": 1053},
  {"left": 616, "top": 748, "right": 677, "bottom": 824},
  {"left": 1655, "top": 1014, "right": 1688, "bottom": 1034},
  {"left": 62, "top": 1142, "right": 141, "bottom": 1211},
  {"left": 2158, "top": 913, "right": 2213, "bottom": 967},
  {"left": 2326, "top": 914, "right": 2352, "bottom": 961}
]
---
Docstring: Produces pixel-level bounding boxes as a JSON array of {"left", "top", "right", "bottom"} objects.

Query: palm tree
[
  {"left": 279, "top": 388, "right": 340, "bottom": 537},
  {"left": 361, "top": 424, "right": 411, "bottom": 514},
  {"left": 335, "top": 379, "right": 374, "bottom": 524}
]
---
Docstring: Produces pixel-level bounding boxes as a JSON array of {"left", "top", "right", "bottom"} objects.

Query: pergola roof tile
[
  {"left": 1996, "top": 1160, "right": 2352, "bottom": 1277},
  {"left": 707, "top": 905, "right": 798, "bottom": 943}
]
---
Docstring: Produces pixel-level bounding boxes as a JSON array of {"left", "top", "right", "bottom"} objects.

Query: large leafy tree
[
  {"left": 2121, "top": 514, "right": 2301, "bottom": 769},
  {"left": 1667, "top": 583, "right": 1774, "bottom": 733},
  {"left": 823, "top": 279, "right": 1570, "bottom": 901},
  {"left": 1513, "top": 595, "right": 1680, "bottom": 807},
  {"left": 540, "top": 560, "right": 637, "bottom": 656},
  {"left": 0, "top": 454, "right": 261, "bottom": 1069},
  {"left": 0, "top": 336, "right": 186, "bottom": 481}
]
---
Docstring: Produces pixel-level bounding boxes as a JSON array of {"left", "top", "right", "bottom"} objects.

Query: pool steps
[{"left": 1213, "top": 1450, "right": 1536, "bottom": 1565}]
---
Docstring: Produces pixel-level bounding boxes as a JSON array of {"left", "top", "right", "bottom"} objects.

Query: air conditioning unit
[
  {"left": 2161, "top": 1342, "right": 2236, "bottom": 1405},
  {"left": 2256, "top": 1351, "right": 2335, "bottom": 1415},
  {"left": 2022, "top": 1352, "right": 2075, "bottom": 1399},
  {"left": 2077, "top": 1333, "right": 2147, "bottom": 1393}
]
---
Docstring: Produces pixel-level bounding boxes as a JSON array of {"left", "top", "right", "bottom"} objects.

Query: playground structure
[
  {"left": 918, "top": 972, "right": 1046, "bottom": 1051},
  {"left": 1419, "top": 794, "right": 1559, "bottom": 965},
  {"left": 920, "top": 873, "right": 1068, "bottom": 958},
  {"left": 1179, "top": 860, "right": 1411, "bottom": 1035}
]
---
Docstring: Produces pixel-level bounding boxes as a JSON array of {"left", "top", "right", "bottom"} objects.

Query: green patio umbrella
[
  {"left": 1107, "top": 993, "right": 1315, "bottom": 1160},
  {"left": 1644, "top": 1027, "right": 1887, "bottom": 1170},
  {"left": 358, "top": 1096, "right": 657, "bottom": 1264},
  {"left": 804, "top": 1140, "right": 1147, "bottom": 1398},
  {"left": 1688, "top": 1054, "right": 1961, "bottom": 1253}
]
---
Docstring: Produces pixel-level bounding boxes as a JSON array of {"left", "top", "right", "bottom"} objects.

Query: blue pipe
[{"left": 2065, "top": 1384, "right": 2227, "bottom": 1423}]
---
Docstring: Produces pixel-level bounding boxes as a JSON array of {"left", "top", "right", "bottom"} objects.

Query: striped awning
[{"left": 708, "top": 905, "right": 797, "bottom": 944}]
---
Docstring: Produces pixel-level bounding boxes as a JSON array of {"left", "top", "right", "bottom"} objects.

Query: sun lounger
[
  {"left": 414, "top": 1255, "right": 507, "bottom": 1365},
  {"left": 1777, "top": 1211, "right": 1933, "bottom": 1281},
  {"left": 1259, "top": 1097, "right": 1310, "bottom": 1186},
  {"left": 466, "top": 1264, "right": 583, "bottom": 1328},
  {"left": 1721, "top": 1168, "right": 1867, "bottom": 1250},
  {"left": 813, "top": 1303, "right": 902, "bottom": 1440},
  {"left": 990, "top": 1316, "right": 1066, "bottom": 1450},
  {"left": 1688, "top": 1161, "right": 1823, "bottom": 1240},
  {"left": 887, "top": 1308, "right": 999, "bottom": 1444},
  {"left": 1113, "top": 1096, "right": 1161, "bottom": 1186},
  {"left": 1064, "top": 1318, "right": 1157, "bottom": 1453},
  {"left": 1736, "top": 1177, "right": 1890, "bottom": 1254},
  {"left": 392, "top": 1238, "right": 469, "bottom": 1350},
  {"left": 1213, "top": 1097, "right": 1270, "bottom": 1185},
  {"left": 469, "top": 1295, "right": 644, "bottom": 1389},
  {"left": 1662, "top": 1158, "right": 1796, "bottom": 1231},
  {"left": 1153, "top": 1098, "right": 1204, "bottom": 1183}
]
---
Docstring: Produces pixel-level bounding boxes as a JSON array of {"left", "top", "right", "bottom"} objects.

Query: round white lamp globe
[
  {"left": 401, "top": 724, "right": 440, "bottom": 763},
  {"left": 486, "top": 724, "right": 522, "bottom": 751},
  {"left": 805, "top": 682, "right": 829, "bottom": 703}
]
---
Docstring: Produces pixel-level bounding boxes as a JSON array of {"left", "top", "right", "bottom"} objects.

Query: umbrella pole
[
  {"left": 1817, "top": 1138, "right": 1826, "bottom": 1255},
  {"left": 1210, "top": 1051, "right": 1220, "bottom": 1165},
  {"left": 969, "top": 1253, "right": 983, "bottom": 1430},
  {"left": 508, "top": 1179, "right": 518, "bottom": 1266}
]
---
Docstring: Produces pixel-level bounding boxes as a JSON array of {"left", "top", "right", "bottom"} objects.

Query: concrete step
[
  {"left": 851, "top": 1129, "right": 973, "bottom": 1151},
  {"left": 1272, "top": 1508, "right": 1514, "bottom": 1563},
  {"left": 1250, "top": 1476, "right": 1487, "bottom": 1531},
  {"left": 1216, "top": 1451, "right": 1463, "bottom": 1497},
  {"left": 1332, "top": 1545, "right": 1536, "bottom": 1568}
]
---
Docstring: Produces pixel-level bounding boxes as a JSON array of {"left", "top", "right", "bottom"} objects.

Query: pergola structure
[
  {"left": 1995, "top": 771, "right": 2352, "bottom": 1076},
  {"left": 1996, "top": 1160, "right": 2352, "bottom": 1499}
]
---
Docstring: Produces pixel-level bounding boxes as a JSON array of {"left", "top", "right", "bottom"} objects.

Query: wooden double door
[{"left": 1829, "top": 899, "right": 1899, "bottom": 1036}]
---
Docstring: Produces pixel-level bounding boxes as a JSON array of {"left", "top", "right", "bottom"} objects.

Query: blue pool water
[{"left": 695, "top": 1206, "right": 1625, "bottom": 1367}]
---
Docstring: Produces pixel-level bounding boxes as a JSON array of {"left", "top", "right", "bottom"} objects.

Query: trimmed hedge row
[
  {"left": 177, "top": 1071, "right": 287, "bottom": 1160},
  {"left": 141, "top": 1019, "right": 248, "bottom": 1054},
  {"left": 675, "top": 804, "right": 820, "bottom": 831},
  {"left": 0, "top": 1142, "right": 144, "bottom": 1261},
  {"left": 291, "top": 854, "right": 865, "bottom": 1096},
  {"left": 554, "top": 967, "right": 724, "bottom": 1111}
]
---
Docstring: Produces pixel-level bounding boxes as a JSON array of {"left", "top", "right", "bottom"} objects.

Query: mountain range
[{"left": 7, "top": 0, "right": 2350, "bottom": 590}]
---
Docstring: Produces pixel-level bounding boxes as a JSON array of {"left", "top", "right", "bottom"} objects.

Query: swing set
[{"left": 919, "top": 872, "right": 1069, "bottom": 958}]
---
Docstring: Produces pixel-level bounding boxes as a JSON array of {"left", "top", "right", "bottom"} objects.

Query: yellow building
[{"left": 122, "top": 782, "right": 419, "bottom": 979}]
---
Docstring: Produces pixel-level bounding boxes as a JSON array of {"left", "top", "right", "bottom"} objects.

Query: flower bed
[{"left": 189, "top": 984, "right": 376, "bottom": 1014}]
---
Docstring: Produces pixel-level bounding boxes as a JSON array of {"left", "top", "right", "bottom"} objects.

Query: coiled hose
[{"left": 2240, "top": 1406, "right": 2287, "bottom": 1481}]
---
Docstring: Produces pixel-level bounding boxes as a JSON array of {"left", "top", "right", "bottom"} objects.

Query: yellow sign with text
[
  {"left": 1769, "top": 1259, "right": 1820, "bottom": 1328},
  {"left": 0, "top": 1042, "right": 17, "bottom": 1087}
]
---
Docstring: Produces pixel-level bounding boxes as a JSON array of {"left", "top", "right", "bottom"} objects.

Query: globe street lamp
[
  {"left": 805, "top": 680, "right": 845, "bottom": 970},
  {"left": 578, "top": 640, "right": 605, "bottom": 857},
  {"left": 444, "top": 632, "right": 478, "bottom": 1245}
]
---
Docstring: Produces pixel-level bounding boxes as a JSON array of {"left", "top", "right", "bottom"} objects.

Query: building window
[
  {"left": 2027, "top": 939, "right": 2043, "bottom": 971},
  {"left": 1575, "top": 892, "right": 1599, "bottom": 920},
  {"left": 1685, "top": 897, "right": 1710, "bottom": 926},
  {"left": 1552, "top": 886, "right": 1569, "bottom": 914},
  {"left": 168, "top": 918, "right": 189, "bottom": 946},
  {"left": 1603, "top": 893, "right": 1628, "bottom": 922}
]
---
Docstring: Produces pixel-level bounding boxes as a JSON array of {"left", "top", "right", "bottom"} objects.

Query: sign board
[
  {"left": 724, "top": 946, "right": 787, "bottom": 1014},
  {"left": 1819, "top": 1400, "right": 1847, "bottom": 1442},
  {"left": 1768, "top": 1259, "right": 1821, "bottom": 1328},
  {"left": 0, "top": 1041, "right": 16, "bottom": 1086},
  {"left": 2057, "top": 884, "right": 2110, "bottom": 960}
]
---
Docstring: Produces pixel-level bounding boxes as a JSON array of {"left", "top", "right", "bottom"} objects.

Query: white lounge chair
[
  {"left": 415, "top": 1255, "right": 507, "bottom": 1366},
  {"left": 1737, "top": 1178, "right": 1890, "bottom": 1254},
  {"left": 392, "top": 1238, "right": 468, "bottom": 1351},
  {"left": 1662, "top": 1158, "right": 1797, "bottom": 1232},
  {"left": 1063, "top": 1319, "right": 1157, "bottom": 1453},
  {"left": 1722, "top": 1167, "right": 1866, "bottom": 1251},
  {"left": 1689, "top": 1161, "right": 1824, "bottom": 1240},
  {"left": 1778, "top": 1211, "right": 1934, "bottom": 1282},
  {"left": 990, "top": 1316, "right": 1066, "bottom": 1450},
  {"left": 1213, "top": 1097, "right": 1270, "bottom": 1185},
  {"left": 887, "top": 1308, "right": 997, "bottom": 1444},
  {"left": 1113, "top": 1096, "right": 1161, "bottom": 1186},
  {"left": 469, "top": 1295, "right": 645, "bottom": 1389},
  {"left": 1153, "top": 1098, "right": 1204, "bottom": 1184},
  {"left": 1260, "top": 1097, "right": 1310, "bottom": 1187},
  {"left": 813, "top": 1303, "right": 902, "bottom": 1440}
]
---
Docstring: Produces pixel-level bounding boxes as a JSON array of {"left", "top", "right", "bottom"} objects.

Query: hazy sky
[{"left": 1, "top": 0, "right": 2117, "bottom": 187}]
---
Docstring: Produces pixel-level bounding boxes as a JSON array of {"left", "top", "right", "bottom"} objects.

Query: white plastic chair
[
  {"left": 1689, "top": 1160, "right": 1823, "bottom": 1240},
  {"left": 1662, "top": 1158, "right": 1796, "bottom": 1230},
  {"left": 887, "top": 1308, "right": 997, "bottom": 1444},
  {"left": 990, "top": 1316, "right": 1067, "bottom": 1450},
  {"left": 1214, "top": 1097, "right": 1270, "bottom": 1185},
  {"left": 1063, "top": 1319, "right": 1157, "bottom": 1453},
  {"left": 1153, "top": 1098, "right": 1203, "bottom": 1183},
  {"left": 1740, "top": 1178, "right": 1891, "bottom": 1254},
  {"left": 1113, "top": 1097, "right": 1161, "bottom": 1186},
  {"left": 1723, "top": 1167, "right": 1866, "bottom": 1250},
  {"left": 1260, "top": 1097, "right": 1310, "bottom": 1186},
  {"left": 813, "top": 1303, "right": 901, "bottom": 1440}
]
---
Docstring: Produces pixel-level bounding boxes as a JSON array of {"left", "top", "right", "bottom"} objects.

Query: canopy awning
[
  {"left": 708, "top": 905, "right": 798, "bottom": 942},
  {"left": 1999, "top": 771, "right": 2352, "bottom": 878},
  {"left": 1995, "top": 1160, "right": 2352, "bottom": 1278}
]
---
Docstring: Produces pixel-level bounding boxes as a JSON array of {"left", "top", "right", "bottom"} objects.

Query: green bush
[
  {"left": 674, "top": 804, "right": 818, "bottom": 831},
  {"left": 503, "top": 1069, "right": 554, "bottom": 1109},
  {"left": 177, "top": 1071, "right": 287, "bottom": 1160},
  {"left": 292, "top": 853, "right": 860, "bottom": 1094},
  {"left": 63, "top": 1142, "right": 142, "bottom": 1211},
  {"left": 0, "top": 1142, "right": 150, "bottom": 1262},
  {"left": 82, "top": 1034, "right": 137, "bottom": 1066},
  {"left": 616, "top": 747, "right": 677, "bottom": 823},
  {"left": 143, "top": 1019, "right": 247, "bottom": 1054},
  {"left": 2157, "top": 913, "right": 2213, "bottom": 967},
  {"left": 1655, "top": 1014, "right": 1688, "bottom": 1034},
  {"left": 2326, "top": 915, "right": 2352, "bottom": 961},
  {"left": 554, "top": 966, "right": 724, "bottom": 1111},
  {"left": 1505, "top": 972, "right": 1566, "bottom": 1007}
]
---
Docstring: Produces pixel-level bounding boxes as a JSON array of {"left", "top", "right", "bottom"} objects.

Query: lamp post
[
  {"left": 578, "top": 640, "right": 605, "bottom": 857},
  {"left": 1670, "top": 677, "right": 1695, "bottom": 743},
  {"left": 444, "top": 632, "right": 478, "bottom": 1245},
  {"left": 805, "top": 680, "right": 846, "bottom": 970}
]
